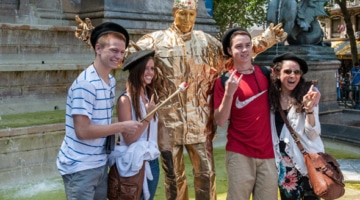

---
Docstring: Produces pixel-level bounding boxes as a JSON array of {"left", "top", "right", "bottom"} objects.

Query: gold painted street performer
[
  {"left": 73, "top": 2, "right": 287, "bottom": 199},
  {"left": 125, "top": 0, "right": 287, "bottom": 199}
]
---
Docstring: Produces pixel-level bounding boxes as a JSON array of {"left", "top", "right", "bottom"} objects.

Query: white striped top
[{"left": 57, "top": 64, "right": 116, "bottom": 175}]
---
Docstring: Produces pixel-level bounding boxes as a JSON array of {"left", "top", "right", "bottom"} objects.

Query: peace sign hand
[
  {"left": 225, "top": 71, "right": 242, "bottom": 96},
  {"left": 145, "top": 94, "right": 156, "bottom": 120},
  {"left": 303, "top": 85, "right": 320, "bottom": 111}
]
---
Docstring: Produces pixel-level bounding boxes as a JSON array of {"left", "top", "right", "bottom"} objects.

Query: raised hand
[
  {"left": 252, "top": 23, "right": 288, "bottom": 56},
  {"left": 225, "top": 71, "right": 242, "bottom": 96},
  {"left": 74, "top": 15, "right": 94, "bottom": 47},
  {"left": 303, "top": 85, "right": 320, "bottom": 111},
  {"left": 262, "top": 23, "right": 287, "bottom": 44},
  {"left": 145, "top": 94, "right": 157, "bottom": 120},
  {"left": 272, "top": 23, "right": 287, "bottom": 42}
]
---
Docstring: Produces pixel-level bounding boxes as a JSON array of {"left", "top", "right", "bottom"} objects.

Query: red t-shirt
[{"left": 213, "top": 66, "right": 274, "bottom": 159}]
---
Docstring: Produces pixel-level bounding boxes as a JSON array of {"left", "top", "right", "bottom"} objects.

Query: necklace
[
  {"left": 280, "top": 94, "right": 293, "bottom": 111},
  {"left": 237, "top": 65, "right": 254, "bottom": 74}
]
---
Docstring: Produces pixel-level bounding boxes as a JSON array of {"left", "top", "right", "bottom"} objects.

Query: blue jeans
[{"left": 142, "top": 158, "right": 160, "bottom": 200}]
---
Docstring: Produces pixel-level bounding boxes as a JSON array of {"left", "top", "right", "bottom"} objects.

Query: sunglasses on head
[{"left": 283, "top": 69, "right": 302, "bottom": 75}]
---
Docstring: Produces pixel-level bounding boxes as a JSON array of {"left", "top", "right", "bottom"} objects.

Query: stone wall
[
  {"left": 0, "top": 124, "right": 64, "bottom": 188},
  {"left": 0, "top": 23, "right": 134, "bottom": 115},
  {"left": 0, "top": 24, "right": 93, "bottom": 115}
]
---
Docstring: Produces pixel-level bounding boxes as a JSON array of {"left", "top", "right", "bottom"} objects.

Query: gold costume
[{"left": 128, "top": 21, "right": 223, "bottom": 199}]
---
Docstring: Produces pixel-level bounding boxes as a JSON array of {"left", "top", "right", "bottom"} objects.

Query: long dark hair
[
  {"left": 126, "top": 56, "right": 157, "bottom": 121},
  {"left": 268, "top": 62, "right": 312, "bottom": 113}
]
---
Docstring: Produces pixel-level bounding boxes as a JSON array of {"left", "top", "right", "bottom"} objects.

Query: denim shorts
[{"left": 62, "top": 164, "right": 108, "bottom": 200}]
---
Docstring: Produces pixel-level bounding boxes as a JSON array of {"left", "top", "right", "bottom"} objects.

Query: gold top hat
[{"left": 173, "top": 0, "right": 198, "bottom": 10}]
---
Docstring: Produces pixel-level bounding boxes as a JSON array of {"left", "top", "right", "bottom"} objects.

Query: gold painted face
[{"left": 174, "top": 9, "right": 197, "bottom": 33}]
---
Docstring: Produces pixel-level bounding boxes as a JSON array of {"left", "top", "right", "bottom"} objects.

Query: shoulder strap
[
  {"left": 259, "top": 66, "right": 271, "bottom": 79},
  {"left": 278, "top": 109, "right": 308, "bottom": 155},
  {"left": 220, "top": 71, "right": 230, "bottom": 88}
]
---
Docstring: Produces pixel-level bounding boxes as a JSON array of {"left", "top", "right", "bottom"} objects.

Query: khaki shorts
[{"left": 226, "top": 151, "right": 278, "bottom": 200}]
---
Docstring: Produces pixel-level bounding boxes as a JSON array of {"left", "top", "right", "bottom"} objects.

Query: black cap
[
  {"left": 273, "top": 52, "right": 308, "bottom": 74},
  {"left": 122, "top": 50, "right": 155, "bottom": 71},
  {"left": 222, "top": 27, "right": 250, "bottom": 57},
  {"left": 90, "top": 22, "right": 129, "bottom": 49}
]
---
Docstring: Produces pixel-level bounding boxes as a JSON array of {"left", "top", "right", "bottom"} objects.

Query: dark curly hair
[{"left": 268, "top": 62, "right": 312, "bottom": 113}]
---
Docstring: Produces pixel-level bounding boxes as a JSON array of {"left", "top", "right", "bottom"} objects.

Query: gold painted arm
[{"left": 252, "top": 23, "right": 288, "bottom": 57}]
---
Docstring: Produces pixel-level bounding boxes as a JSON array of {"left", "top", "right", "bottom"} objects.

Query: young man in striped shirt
[{"left": 56, "top": 22, "right": 142, "bottom": 200}]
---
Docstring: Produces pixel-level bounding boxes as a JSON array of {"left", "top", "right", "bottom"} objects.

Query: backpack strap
[
  {"left": 220, "top": 71, "right": 231, "bottom": 88},
  {"left": 259, "top": 66, "right": 271, "bottom": 79},
  {"left": 220, "top": 66, "right": 271, "bottom": 88}
]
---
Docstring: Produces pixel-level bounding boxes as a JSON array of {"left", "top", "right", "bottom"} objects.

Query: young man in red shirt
[{"left": 213, "top": 28, "right": 277, "bottom": 200}]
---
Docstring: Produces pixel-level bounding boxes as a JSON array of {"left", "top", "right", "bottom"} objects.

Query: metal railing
[{"left": 338, "top": 85, "right": 360, "bottom": 109}]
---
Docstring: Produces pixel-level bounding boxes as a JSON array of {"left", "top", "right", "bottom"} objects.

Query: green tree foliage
[{"left": 213, "top": 0, "right": 267, "bottom": 37}]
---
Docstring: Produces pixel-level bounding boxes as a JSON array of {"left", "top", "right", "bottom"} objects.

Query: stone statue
[{"left": 267, "top": 0, "right": 328, "bottom": 45}]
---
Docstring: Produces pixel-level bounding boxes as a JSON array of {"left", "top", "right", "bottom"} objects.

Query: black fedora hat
[
  {"left": 90, "top": 22, "right": 129, "bottom": 49},
  {"left": 122, "top": 50, "right": 155, "bottom": 71},
  {"left": 222, "top": 27, "right": 251, "bottom": 57},
  {"left": 273, "top": 52, "right": 308, "bottom": 74}
]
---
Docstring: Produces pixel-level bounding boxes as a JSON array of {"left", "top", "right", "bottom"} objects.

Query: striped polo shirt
[{"left": 57, "top": 65, "right": 116, "bottom": 175}]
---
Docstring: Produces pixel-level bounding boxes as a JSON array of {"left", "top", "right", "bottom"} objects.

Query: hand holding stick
[{"left": 140, "top": 82, "right": 188, "bottom": 122}]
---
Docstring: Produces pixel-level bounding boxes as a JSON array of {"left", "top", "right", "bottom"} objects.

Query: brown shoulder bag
[
  {"left": 108, "top": 161, "right": 145, "bottom": 200},
  {"left": 107, "top": 125, "right": 150, "bottom": 200}
]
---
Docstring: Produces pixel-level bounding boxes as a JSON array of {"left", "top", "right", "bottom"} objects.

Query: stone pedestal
[
  {"left": 254, "top": 45, "right": 341, "bottom": 112},
  {"left": 62, "top": 0, "right": 219, "bottom": 37},
  {"left": 0, "top": 0, "right": 219, "bottom": 36}
]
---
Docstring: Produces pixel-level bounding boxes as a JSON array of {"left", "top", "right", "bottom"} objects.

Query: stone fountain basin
[{"left": 320, "top": 109, "right": 360, "bottom": 145}]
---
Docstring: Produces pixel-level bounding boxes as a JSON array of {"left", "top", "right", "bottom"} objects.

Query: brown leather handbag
[
  {"left": 107, "top": 162, "right": 145, "bottom": 200},
  {"left": 304, "top": 152, "right": 345, "bottom": 199},
  {"left": 107, "top": 125, "right": 150, "bottom": 200},
  {"left": 279, "top": 109, "right": 345, "bottom": 200}
]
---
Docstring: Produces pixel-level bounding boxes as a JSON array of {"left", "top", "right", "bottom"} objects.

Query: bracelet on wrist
[{"left": 305, "top": 111, "right": 314, "bottom": 115}]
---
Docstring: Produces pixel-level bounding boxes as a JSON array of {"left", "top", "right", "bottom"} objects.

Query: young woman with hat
[
  {"left": 112, "top": 50, "right": 160, "bottom": 200},
  {"left": 269, "top": 52, "right": 323, "bottom": 200}
]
